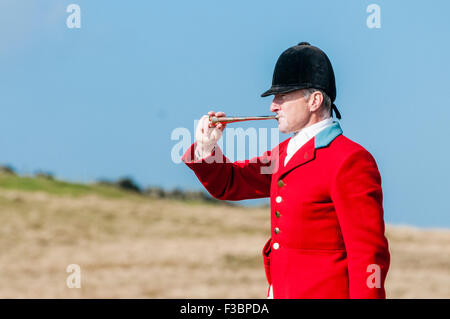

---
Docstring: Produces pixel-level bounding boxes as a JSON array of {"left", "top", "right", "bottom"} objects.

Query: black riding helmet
[{"left": 261, "top": 42, "right": 341, "bottom": 119}]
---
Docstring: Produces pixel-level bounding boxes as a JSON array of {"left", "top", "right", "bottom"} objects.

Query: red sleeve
[
  {"left": 331, "top": 149, "right": 390, "bottom": 299},
  {"left": 181, "top": 142, "right": 273, "bottom": 200}
]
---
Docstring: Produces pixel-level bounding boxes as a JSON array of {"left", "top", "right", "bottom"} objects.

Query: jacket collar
[
  {"left": 277, "top": 121, "right": 343, "bottom": 178},
  {"left": 314, "top": 121, "right": 343, "bottom": 149}
]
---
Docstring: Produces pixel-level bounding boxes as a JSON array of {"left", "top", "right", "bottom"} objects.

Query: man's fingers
[
  {"left": 219, "top": 123, "right": 227, "bottom": 131},
  {"left": 203, "top": 116, "right": 211, "bottom": 131},
  {"left": 207, "top": 111, "right": 226, "bottom": 117},
  {"left": 205, "top": 111, "right": 226, "bottom": 128}
]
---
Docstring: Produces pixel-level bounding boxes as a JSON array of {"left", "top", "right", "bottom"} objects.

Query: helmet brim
[{"left": 260, "top": 85, "right": 312, "bottom": 97}]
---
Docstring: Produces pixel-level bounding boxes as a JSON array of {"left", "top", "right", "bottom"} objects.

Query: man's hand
[{"left": 195, "top": 111, "right": 227, "bottom": 159}]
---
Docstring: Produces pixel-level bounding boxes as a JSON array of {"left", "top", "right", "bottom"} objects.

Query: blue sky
[{"left": 0, "top": 0, "right": 449, "bottom": 228}]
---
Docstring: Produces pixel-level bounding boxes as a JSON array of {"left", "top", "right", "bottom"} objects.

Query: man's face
[{"left": 270, "top": 89, "right": 311, "bottom": 134}]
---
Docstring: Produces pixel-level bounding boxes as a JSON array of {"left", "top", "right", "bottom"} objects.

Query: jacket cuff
[{"left": 182, "top": 142, "right": 225, "bottom": 164}]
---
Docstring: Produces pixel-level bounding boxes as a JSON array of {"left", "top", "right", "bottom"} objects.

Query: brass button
[
  {"left": 274, "top": 227, "right": 280, "bottom": 234},
  {"left": 275, "top": 211, "right": 281, "bottom": 218},
  {"left": 275, "top": 196, "right": 282, "bottom": 203},
  {"left": 273, "top": 243, "right": 279, "bottom": 250},
  {"left": 277, "top": 180, "right": 286, "bottom": 187}
]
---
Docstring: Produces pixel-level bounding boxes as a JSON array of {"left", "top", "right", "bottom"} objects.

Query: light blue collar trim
[{"left": 315, "top": 121, "right": 343, "bottom": 149}]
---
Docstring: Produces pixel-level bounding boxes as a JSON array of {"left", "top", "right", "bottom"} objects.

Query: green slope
[{"left": 0, "top": 173, "right": 128, "bottom": 198}]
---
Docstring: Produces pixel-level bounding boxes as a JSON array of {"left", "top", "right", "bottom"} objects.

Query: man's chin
[{"left": 278, "top": 126, "right": 289, "bottom": 134}]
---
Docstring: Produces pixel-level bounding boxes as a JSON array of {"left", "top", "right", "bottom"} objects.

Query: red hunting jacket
[{"left": 182, "top": 122, "right": 390, "bottom": 299}]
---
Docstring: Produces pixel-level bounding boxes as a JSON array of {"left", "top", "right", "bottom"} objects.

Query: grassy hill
[
  {"left": 0, "top": 173, "right": 449, "bottom": 298},
  {"left": 0, "top": 173, "right": 127, "bottom": 198}
]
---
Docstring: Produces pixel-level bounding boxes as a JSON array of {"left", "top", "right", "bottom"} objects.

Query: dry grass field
[{"left": 0, "top": 181, "right": 449, "bottom": 298}]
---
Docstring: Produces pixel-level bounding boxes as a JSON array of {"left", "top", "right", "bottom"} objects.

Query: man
[{"left": 182, "top": 42, "right": 390, "bottom": 299}]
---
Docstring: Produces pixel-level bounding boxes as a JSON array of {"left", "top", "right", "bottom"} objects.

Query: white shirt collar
[
  {"left": 292, "top": 117, "right": 333, "bottom": 139},
  {"left": 285, "top": 117, "right": 333, "bottom": 166}
]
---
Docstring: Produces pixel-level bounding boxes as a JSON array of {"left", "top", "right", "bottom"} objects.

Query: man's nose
[{"left": 270, "top": 101, "right": 280, "bottom": 113}]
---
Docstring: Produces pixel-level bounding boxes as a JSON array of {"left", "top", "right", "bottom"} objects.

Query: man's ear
[{"left": 309, "top": 91, "right": 323, "bottom": 112}]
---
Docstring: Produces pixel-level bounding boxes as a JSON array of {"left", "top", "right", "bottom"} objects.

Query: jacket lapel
[
  {"left": 276, "top": 122, "right": 343, "bottom": 179},
  {"left": 278, "top": 138, "right": 316, "bottom": 178}
]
